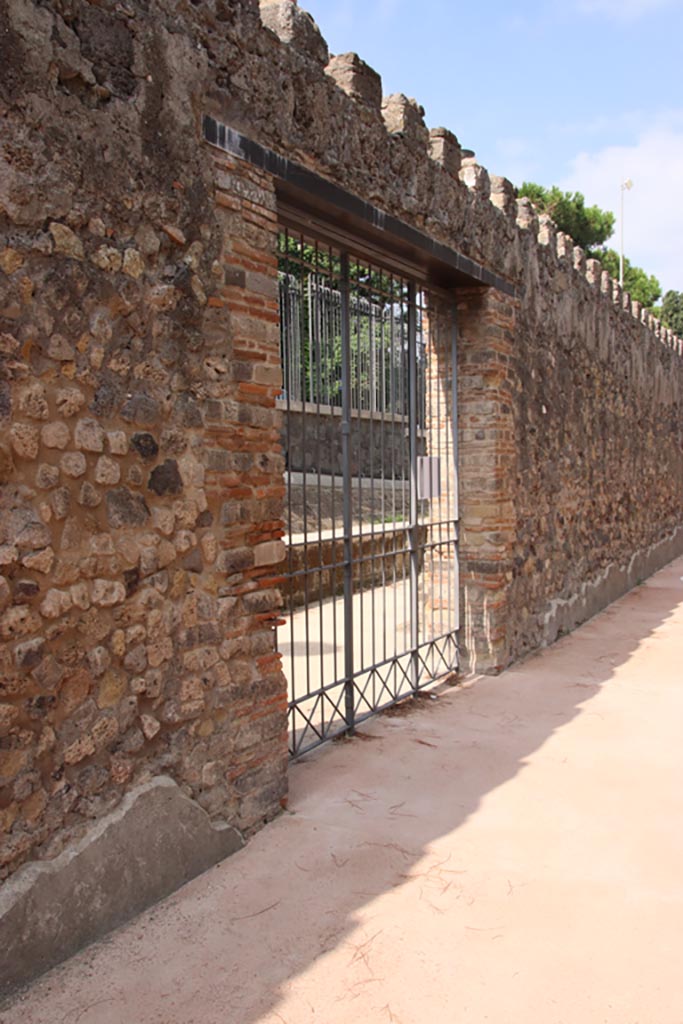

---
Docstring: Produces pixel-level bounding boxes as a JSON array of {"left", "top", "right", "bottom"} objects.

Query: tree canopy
[
  {"left": 518, "top": 182, "right": 664, "bottom": 309},
  {"left": 593, "top": 249, "right": 662, "bottom": 308},
  {"left": 659, "top": 290, "right": 683, "bottom": 335},
  {"left": 518, "top": 182, "right": 615, "bottom": 251}
]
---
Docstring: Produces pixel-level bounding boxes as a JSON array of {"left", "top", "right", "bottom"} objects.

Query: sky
[{"left": 299, "top": 0, "right": 683, "bottom": 294}]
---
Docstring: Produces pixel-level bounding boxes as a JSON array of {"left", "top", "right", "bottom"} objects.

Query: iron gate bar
[
  {"left": 408, "top": 280, "right": 419, "bottom": 696},
  {"left": 340, "top": 250, "right": 355, "bottom": 734}
]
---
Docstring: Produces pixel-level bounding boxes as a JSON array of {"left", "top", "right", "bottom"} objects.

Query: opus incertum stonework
[{"left": 1, "top": 0, "right": 682, "bottom": 996}]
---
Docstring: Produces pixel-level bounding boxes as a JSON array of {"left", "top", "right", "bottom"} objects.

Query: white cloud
[
  {"left": 577, "top": 0, "right": 680, "bottom": 19},
  {"left": 560, "top": 112, "right": 683, "bottom": 293}
]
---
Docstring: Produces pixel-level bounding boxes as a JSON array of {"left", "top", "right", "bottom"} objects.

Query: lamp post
[{"left": 619, "top": 178, "right": 633, "bottom": 287}]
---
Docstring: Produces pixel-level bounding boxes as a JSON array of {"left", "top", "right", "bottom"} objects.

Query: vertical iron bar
[
  {"left": 369, "top": 266, "right": 376, "bottom": 689},
  {"left": 330, "top": 261, "right": 339, "bottom": 698},
  {"left": 315, "top": 254, "right": 325, "bottom": 731},
  {"left": 355, "top": 265, "right": 364, "bottom": 695},
  {"left": 451, "top": 301, "right": 460, "bottom": 639},
  {"left": 301, "top": 240, "right": 311, "bottom": 700},
  {"left": 340, "top": 251, "right": 355, "bottom": 733},
  {"left": 408, "top": 280, "right": 419, "bottom": 695},
  {"left": 282, "top": 233, "right": 296, "bottom": 749}
]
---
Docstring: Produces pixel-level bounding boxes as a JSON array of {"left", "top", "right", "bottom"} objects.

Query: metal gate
[{"left": 277, "top": 224, "right": 459, "bottom": 757}]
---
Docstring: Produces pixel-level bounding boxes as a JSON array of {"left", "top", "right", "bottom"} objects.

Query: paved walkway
[{"left": 6, "top": 558, "right": 683, "bottom": 1024}]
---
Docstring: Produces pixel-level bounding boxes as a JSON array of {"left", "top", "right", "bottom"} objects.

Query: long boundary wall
[{"left": 1, "top": 0, "right": 682, "bottom": 995}]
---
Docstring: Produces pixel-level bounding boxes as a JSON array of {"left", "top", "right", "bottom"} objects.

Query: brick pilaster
[{"left": 456, "top": 287, "right": 518, "bottom": 674}]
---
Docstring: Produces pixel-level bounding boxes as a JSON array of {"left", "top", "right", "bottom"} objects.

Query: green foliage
[
  {"left": 277, "top": 231, "right": 413, "bottom": 414},
  {"left": 518, "top": 182, "right": 615, "bottom": 250},
  {"left": 593, "top": 249, "right": 662, "bottom": 308},
  {"left": 659, "top": 290, "right": 683, "bottom": 335},
  {"left": 518, "top": 181, "right": 665, "bottom": 310}
]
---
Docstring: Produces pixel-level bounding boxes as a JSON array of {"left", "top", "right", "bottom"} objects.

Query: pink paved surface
[{"left": 5, "top": 557, "right": 683, "bottom": 1024}]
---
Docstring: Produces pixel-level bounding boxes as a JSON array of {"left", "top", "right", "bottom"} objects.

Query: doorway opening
[{"left": 277, "top": 225, "right": 459, "bottom": 756}]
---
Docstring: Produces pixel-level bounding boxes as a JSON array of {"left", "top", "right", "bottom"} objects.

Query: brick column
[
  {"left": 202, "top": 147, "right": 289, "bottom": 828},
  {"left": 456, "top": 287, "right": 518, "bottom": 674}
]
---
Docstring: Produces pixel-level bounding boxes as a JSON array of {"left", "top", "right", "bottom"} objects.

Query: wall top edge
[{"left": 202, "top": 116, "right": 518, "bottom": 300}]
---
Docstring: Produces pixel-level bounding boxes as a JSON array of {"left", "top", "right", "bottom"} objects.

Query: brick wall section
[
  {"left": 205, "top": 148, "right": 288, "bottom": 830},
  {"left": 456, "top": 287, "right": 518, "bottom": 673}
]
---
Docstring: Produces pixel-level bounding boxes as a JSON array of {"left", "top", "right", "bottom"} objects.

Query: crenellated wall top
[{"left": 256, "top": 0, "right": 681, "bottom": 357}]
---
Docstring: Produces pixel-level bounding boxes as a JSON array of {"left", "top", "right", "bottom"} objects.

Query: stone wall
[
  {"left": 2, "top": 0, "right": 683, "bottom": 988},
  {"left": 508, "top": 234, "right": 683, "bottom": 661},
  {"left": 0, "top": 0, "right": 290, "bottom": 891}
]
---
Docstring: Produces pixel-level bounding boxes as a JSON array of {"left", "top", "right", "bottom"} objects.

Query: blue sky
[{"left": 300, "top": 0, "right": 683, "bottom": 294}]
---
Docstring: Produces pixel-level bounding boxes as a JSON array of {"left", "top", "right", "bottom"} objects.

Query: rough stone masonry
[{"left": 1, "top": 0, "right": 682, "bottom": 995}]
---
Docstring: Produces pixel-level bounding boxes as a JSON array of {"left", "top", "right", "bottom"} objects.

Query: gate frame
[
  {"left": 202, "top": 115, "right": 521, "bottom": 729},
  {"left": 277, "top": 219, "right": 463, "bottom": 755}
]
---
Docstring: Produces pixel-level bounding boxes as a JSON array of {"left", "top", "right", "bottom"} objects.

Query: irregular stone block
[
  {"left": 148, "top": 459, "right": 183, "bottom": 496},
  {"left": 55, "top": 388, "right": 86, "bottom": 418},
  {"left": 10, "top": 423, "right": 40, "bottom": 459},
  {"left": 131, "top": 432, "right": 159, "bottom": 460},
  {"left": 41, "top": 422, "right": 70, "bottom": 450},
  {"left": 18, "top": 384, "right": 49, "bottom": 422},
  {"left": 515, "top": 197, "right": 538, "bottom": 232},
  {"left": 35, "top": 463, "right": 60, "bottom": 490},
  {"left": 106, "top": 488, "right": 150, "bottom": 529},
  {"left": 40, "top": 588, "right": 73, "bottom": 620},
  {"left": 0, "top": 444, "right": 14, "bottom": 484},
  {"left": 106, "top": 431, "right": 128, "bottom": 455},
  {"left": 48, "top": 222, "right": 84, "bottom": 260},
  {"left": 0, "top": 248, "right": 24, "bottom": 274},
  {"left": 94, "top": 456, "right": 121, "bottom": 485},
  {"left": 122, "top": 248, "right": 144, "bottom": 279},
  {"left": 121, "top": 393, "right": 160, "bottom": 425},
  {"left": 91, "top": 246, "right": 122, "bottom": 273},
  {"left": 74, "top": 417, "right": 105, "bottom": 453},
  {"left": 87, "top": 646, "right": 111, "bottom": 677},
  {"left": 13, "top": 579, "right": 40, "bottom": 603},
  {"left": 326, "top": 52, "right": 382, "bottom": 109},
  {"left": 21, "top": 548, "right": 55, "bottom": 574},
  {"left": 382, "top": 93, "right": 427, "bottom": 141},
  {"left": 429, "top": 127, "right": 462, "bottom": 176},
  {"left": 47, "top": 334, "right": 75, "bottom": 362},
  {"left": 63, "top": 734, "right": 96, "bottom": 765},
  {"left": 459, "top": 157, "right": 490, "bottom": 198},
  {"left": 59, "top": 452, "right": 87, "bottom": 478},
  {"left": 489, "top": 175, "right": 516, "bottom": 214},
  {"left": 91, "top": 579, "right": 126, "bottom": 607},
  {"left": 13, "top": 637, "right": 46, "bottom": 669},
  {"left": 260, "top": 0, "right": 329, "bottom": 65},
  {"left": 15, "top": 521, "right": 51, "bottom": 551}
]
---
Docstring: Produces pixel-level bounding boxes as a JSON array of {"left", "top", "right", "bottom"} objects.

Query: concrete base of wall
[
  {"left": 0, "top": 777, "right": 243, "bottom": 1001},
  {"left": 541, "top": 525, "right": 683, "bottom": 647}
]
